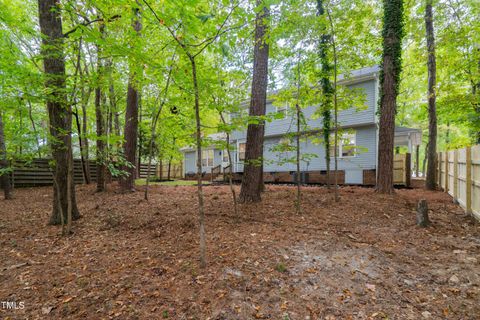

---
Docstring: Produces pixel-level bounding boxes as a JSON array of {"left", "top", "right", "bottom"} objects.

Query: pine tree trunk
[
  {"left": 120, "top": 6, "right": 142, "bottom": 192},
  {"left": 376, "top": 0, "right": 404, "bottom": 194},
  {"left": 239, "top": 0, "right": 270, "bottom": 203},
  {"left": 0, "top": 112, "right": 12, "bottom": 200},
  {"left": 425, "top": 0, "right": 438, "bottom": 190},
  {"left": 38, "top": 0, "right": 80, "bottom": 224}
]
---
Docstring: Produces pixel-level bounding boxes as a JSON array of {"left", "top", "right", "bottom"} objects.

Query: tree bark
[
  {"left": 219, "top": 112, "right": 238, "bottom": 218},
  {"left": 0, "top": 112, "right": 12, "bottom": 200},
  {"left": 120, "top": 6, "right": 142, "bottom": 192},
  {"left": 73, "top": 109, "right": 89, "bottom": 184},
  {"left": 376, "top": 0, "right": 404, "bottom": 194},
  {"left": 416, "top": 199, "right": 431, "bottom": 227},
  {"left": 425, "top": 0, "right": 437, "bottom": 190},
  {"left": 317, "top": 0, "right": 332, "bottom": 189},
  {"left": 239, "top": 0, "right": 270, "bottom": 203},
  {"left": 38, "top": 0, "right": 80, "bottom": 224},
  {"left": 137, "top": 94, "right": 143, "bottom": 179},
  {"left": 190, "top": 56, "right": 206, "bottom": 268},
  {"left": 95, "top": 22, "right": 106, "bottom": 192},
  {"left": 81, "top": 85, "right": 91, "bottom": 183}
]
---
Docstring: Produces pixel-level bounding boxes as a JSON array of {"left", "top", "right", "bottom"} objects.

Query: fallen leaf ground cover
[{"left": 0, "top": 183, "right": 479, "bottom": 319}]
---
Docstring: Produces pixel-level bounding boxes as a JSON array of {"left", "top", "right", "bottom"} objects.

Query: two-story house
[{"left": 182, "top": 66, "right": 421, "bottom": 185}]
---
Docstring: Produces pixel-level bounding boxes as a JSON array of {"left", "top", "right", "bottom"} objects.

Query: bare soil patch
[{"left": 0, "top": 184, "right": 479, "bottom": 319}]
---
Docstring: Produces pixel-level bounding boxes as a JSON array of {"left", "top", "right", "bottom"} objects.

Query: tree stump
[{"left": 417, "top": 199, "right": 431, "bottom": 227}]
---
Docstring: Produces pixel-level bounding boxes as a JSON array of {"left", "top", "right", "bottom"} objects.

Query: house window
[
  {"left": 238, "top": 142, "right": 246, "bottom": 161},
  {"left": 275, "top": 104, "right": 288, "bottom": 118},
  {"left": 329, "top": 131, "right": 356, "bottom": 158},
  {"left": 222, "top": 150, "right": 229, "bottom": 163},
  {"left": 201, "top": 149, "right": 214, "bottom": 167},
  {"left": 341, "top": 132, "right": 356, "bottom": 157}
]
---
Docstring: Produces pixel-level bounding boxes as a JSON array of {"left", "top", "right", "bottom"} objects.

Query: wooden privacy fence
[
  {"left": 4, "top": 159, "right": 182, "bottom": 188},
  {"left": 138, "top": 162, "right": 183, "bottom": 180},
  {"left": 438, "top": 145, "right": 480, "bottom": 220},
  {"left": 9, "top": 159, "right": 97, "bottom": 187},
  {"left": 393, "top": 153, "right": 411, "bottom": 187}
]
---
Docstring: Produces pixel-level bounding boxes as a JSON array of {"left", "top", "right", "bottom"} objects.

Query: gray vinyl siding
[
  {"left": 184, "top": 151, "right": 196, "bottom": 175},
  {"left": 261, "top": 124, "right": 377, "bottom": 172},
  {"left": 231, "top": 78, "right": 377, "bottom": 140},
  {"left": 183, "top": 148, "right": 224, "bottom": 175},
  {"left": 187, "top": 77, "right": 379, "bottom": 179}
]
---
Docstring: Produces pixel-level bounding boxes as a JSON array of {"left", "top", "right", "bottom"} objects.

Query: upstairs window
[{"left": 201, "top": 149, "right": 214, "bottom": 167}]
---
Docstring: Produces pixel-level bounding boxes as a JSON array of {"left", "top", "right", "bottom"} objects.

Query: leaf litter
[{"left": 0, "top": 183, "right": 478, "bottom": 319}]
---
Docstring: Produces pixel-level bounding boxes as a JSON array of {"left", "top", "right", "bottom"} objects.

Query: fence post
[
  {"left": 444, "top": 151, "right": 449, "bottom": 193},
  {"left": 466, "top": 147, "right": 472, "bottom": 214},
  {"left": 453, "top": 149, "right": 458, "bottom": 202}
]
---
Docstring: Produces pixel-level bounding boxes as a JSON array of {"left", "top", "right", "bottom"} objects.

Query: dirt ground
[{"left": 0, "top": 183, "right": 479, "bottom": 320}]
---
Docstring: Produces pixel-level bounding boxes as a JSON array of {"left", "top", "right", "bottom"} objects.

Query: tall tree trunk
[
  {"left": 239, "top": 0, "right": 270, "bottom": 203},
  {"left": 73, "top": 109, "right": 89, "bottom": 184},
  {"left": 425, "top": 0, "right": 437, "bottom": 190},
  {"left": 0, "top": 112, "right": 12, "bottom": 200},
  {"left": 81, "top": 86, "right": 91, "bottom": 182},
  {"left": 95, "top": 22, "right": 106, "bottom": 192},
  {"left": 108, "top": 67, "right": 121, "bottom": 142},
  {"left": 167, "top": 156, "right": 172, "bottom": 181},
  {"left": 317, "top": 0, "right": 332, "bottom": 189},
  {"left": 27, "top": 100, "right": 42, "bottom": 158},
  {"left": 219, "top": 112, "right": 238, "bottom": 218},
  {"left": 137, "top": 94, "right": 143, "bottom": 179},
  {"left": 190, "top": 56, "right": 206, "bottom": 268},
  {"left": 120, "top": 6, "right": 142, "bottom": 192},
  {"left": 38, "top": 0, "right": 80, "bottom": 224},
  {"left": 326, "top": 8, "right": 340, "bottom": 201},
  {"left": 376, "top": 0, "right": 405, "bottom": 194},
  {"left": 75, "top": 40, "right": 90, "bottom": 184},
  {"left": 295, "top": 102, "right": 302, "bottom": 213}
]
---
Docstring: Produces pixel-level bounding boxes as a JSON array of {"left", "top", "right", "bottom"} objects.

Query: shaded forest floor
[{"left": 1, "top": 183, "right": 479, "bottom": 319}]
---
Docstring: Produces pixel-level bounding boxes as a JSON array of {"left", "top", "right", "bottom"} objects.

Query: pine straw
[{"left": 0, "top": 183, "right": 479, "bottom": 319}]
